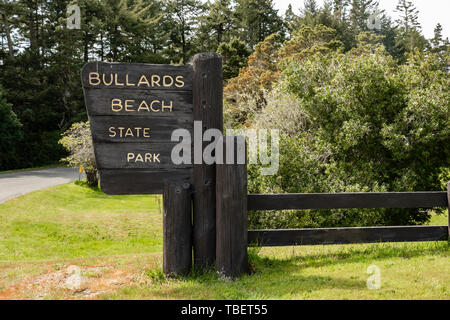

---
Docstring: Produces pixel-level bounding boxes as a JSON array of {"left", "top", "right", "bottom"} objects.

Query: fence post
[
  {"left": 163, "top": 181, "right": 192, "bottom": 276},
  {"left": 216, "top": 136, "right": 248, "bottom": 278},
  {"left": 192, "top": 52, "right": 223, "bottom": 270},
  {"left": 447, "top": 181, "right": 450, "bottom": 238}
]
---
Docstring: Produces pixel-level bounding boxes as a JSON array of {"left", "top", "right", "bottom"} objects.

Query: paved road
[{"left": 0, "top": 167, "right": 79, "bottom": 204}]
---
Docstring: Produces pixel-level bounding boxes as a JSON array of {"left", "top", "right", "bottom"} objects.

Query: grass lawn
[{"left": 0, "top": 182, "right": 448, "bottom": 300}]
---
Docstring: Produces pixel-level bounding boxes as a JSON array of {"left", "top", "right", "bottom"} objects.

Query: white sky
[{"left": 273, "top": 0, "right": 449, "bottom": 39}]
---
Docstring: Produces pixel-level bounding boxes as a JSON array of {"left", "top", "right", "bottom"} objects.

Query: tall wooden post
[
  {"left": 192, "top": 52, "right": 223, "bottom": 269},
  {"left": 163, "top": 181, "right": 192, "bottom": 276},
  {"left": 447, "top": 181, "right": 450, "bottom": 238},
  {"left": 216, "top": 136, "right": 248, "bottom": 278}
]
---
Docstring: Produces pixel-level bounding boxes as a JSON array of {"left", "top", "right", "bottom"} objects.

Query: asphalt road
[{"left": 0, "top": 167, "right": 79, "bottom": 204}]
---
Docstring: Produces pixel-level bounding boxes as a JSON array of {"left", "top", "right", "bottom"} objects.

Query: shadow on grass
[{"left": 132, "top": 241, "right": 449, "bottom": 299}]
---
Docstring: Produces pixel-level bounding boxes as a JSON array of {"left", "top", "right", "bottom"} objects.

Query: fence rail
[
  {"left": 248, "top": 192, "right": 448, "bottom": 210},
  {"left": 249, "top": 225, "right": 448, "bottom": 246},
  {"left": 247, "top": 191, "right": 449, "bottom": 246}
]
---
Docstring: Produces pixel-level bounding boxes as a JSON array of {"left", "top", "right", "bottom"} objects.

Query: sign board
[{"left": 81, "top": 62, "right": 193, "bottom": 194}]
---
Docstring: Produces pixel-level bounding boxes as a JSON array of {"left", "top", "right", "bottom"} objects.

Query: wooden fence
[
  {"left": 247, "top": 191, "right": 449, "bottom": 246},
  {"left": 163, "top": 135, "right": 449, "bottom": 278}
]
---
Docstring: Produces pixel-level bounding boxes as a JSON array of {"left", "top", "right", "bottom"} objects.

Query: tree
[
  {"left": 230, "top": 35, "right": 449, "bottom": 228},
  {"left": 283, "top": 4, "right": 300, "bottom": 37},
  {"left": 59, "top": 121, "right": 98, "bottom": 187},
  {"left": 163, "top": 0, "right": 205, "bottom": 63},
  {"left": 0, "top": 0, "right": 17, "bottom": 61},
  {"left": 0, "top": 86, "right": 22, "bottom": 170},
  {"left": 235, "top": 0, "right": 284, "bottom": 48},
  {"left": 217, "top": 37, "right": 250, "bottom": 79},
  {"left": 196, "top": 0, "right": 236, "bottom": 52},
  {"left": 349, "top": 0, "right": 376, "bottom": 31},
  {"left": 429, "top": 23, "right": 449, "bottom": 70},
  {"left": 394, "top": 0, "right": 427, "bottom": 54}
]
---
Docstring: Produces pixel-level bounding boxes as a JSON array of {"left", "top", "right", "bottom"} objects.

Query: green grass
[
  {"left": 0, "top": 182, "right": 162, "bottom": 261},
  {"left": 0, "top": 183, "right": 448, "bottom": 300}
]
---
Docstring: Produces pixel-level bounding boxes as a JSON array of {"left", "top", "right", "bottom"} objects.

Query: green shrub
[
  {"left": 238, "top": 36, "right": 449, "bottom": 228},
  {"left": 59, "top": 121, "right": 98, "bottom": 187}
]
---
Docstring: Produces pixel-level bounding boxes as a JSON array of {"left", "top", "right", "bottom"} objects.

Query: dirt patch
[{"left": 0, "top": 264, "right": 135, "bottom": 300}]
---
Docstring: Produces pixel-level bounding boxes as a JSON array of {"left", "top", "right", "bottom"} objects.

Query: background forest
[{"left": 0, "top": 0, "right": 448, "bottom": 227}]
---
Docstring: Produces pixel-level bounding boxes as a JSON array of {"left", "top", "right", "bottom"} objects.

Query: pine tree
[
  {"left": 235, "top": 0, "right": 284, "bottom": 48},
  {"left": 164, "top": 0, "right": 206, "bottom": 62},
  {"left": 196, "top": 0, "right": 236, "bottom": 52},
  {"left": 217, "top": 37, "right": 250, "bottom": 79},
  {"left": 0, "top": 86, "right": 23, "bottom": 170},
  {"left": 394, "top": 0, "right": 426, "bottom": 53}
]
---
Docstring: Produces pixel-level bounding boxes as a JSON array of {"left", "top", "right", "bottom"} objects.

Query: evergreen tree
[
  {"left": 394, "top": 0, "right": 427, "bottom": 54},
  {"left": 217, "top": 37, "right": 250, "bottom": 79},
  {"left": 0, "top": 86, "right": 22, "bottom": 170},
  {"left": 164, "top": 0, "right": 206, "bottom": 63},
  {"left": 283, "top": 4, "right": 300, "bottom": 37},
  {"left": 429, "top": 23, "right": 449, "bottom": 71},
  {"left": 196, "top": 0, "right": 235, "bottom": 51},
  {"left": 235, "top": 0, "right": 284, "bottom": 48}
]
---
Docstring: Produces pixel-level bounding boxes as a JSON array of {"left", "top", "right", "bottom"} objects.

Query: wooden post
[
  {"left": 447, "top": 181, "right": 450, "bottom": 239},
  {"left": 192, "top": 52, "right": 223, "bottom": 269},
  {"left": 163, "top": 181, "right": 192, "bottom": 276},
  {"left": 216, "top": 136, "right": 248, "bottom": 278}
]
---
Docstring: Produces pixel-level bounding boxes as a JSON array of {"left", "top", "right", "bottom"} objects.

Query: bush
[
  {"left": 232, "top": 33, "right": 449, "bottom": 228},
  {"left": 59, "top": 121, "right": 98, "bottom": 187}
]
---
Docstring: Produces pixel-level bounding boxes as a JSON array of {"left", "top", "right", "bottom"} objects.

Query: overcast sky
[{"left": 272, "top": 0, "right": 449, "bottom": 39}]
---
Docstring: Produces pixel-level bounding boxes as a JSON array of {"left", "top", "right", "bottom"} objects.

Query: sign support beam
[{"left": 192, "top": 53, "right": 223, "bottom": 270}]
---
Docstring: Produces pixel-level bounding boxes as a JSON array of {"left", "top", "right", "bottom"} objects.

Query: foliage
[
  {"left": 217, "top": 38, "right": 250, "bottom": 80},
  {"left": 0, "top": 0, "right": 447, "bottom": 171},
  {"left": 240, "top": 38, "right": 449, "bottom": 228},
  {"left": 59, "top": 121, "right": 98, "bottom": 187},
  {"left": 0, "top": 86, "right": 22, "bottom": 170}
]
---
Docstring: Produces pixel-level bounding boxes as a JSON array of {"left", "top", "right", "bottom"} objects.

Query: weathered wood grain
[
  {"left": 99, "top": 169, "right": 192, "bottom": 195},
  {"left": 192, "top": 52, "right": 224, "bottom": 270},
  {"left": 83, "top": 89, "right": 193, "bottom": 117},
  {"left": 248, "top": 225, "right": 449, "bottom": 246},
  {"left": 447, "top": 181, "right": 450, "bottom": 237},
  {"left": 82, "top": 62, "right": 193, "bottom": 90},
  {"left": 163, "top": 181, "right": 193, "bottom": 276},
  {"left": 89, "top": 116, "right": 192, "bottom": 143},
  {"left": 248, "top": 192, "right": 448, "bottom": 210},
  {"left": 82, "top": 61, "right": 195, "bottom": 195},
  {"left": 94, "top": 142, "right": 191, "bottom": 170},
  {"left": 216, "top": 137, "right": 248, "bottom": 278}
]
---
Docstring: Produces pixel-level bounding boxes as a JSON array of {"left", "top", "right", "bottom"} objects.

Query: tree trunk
[
  {"left": 1, "top": 8, "right": 14, "bottom": 60},
  {"left": 85, "top": 169, "right": 99, "bottom": 188}
]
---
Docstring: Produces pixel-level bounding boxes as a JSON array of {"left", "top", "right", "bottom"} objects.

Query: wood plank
[
  {"left": 99, "top": 168, "right": 192, "bottom": 195},
  {"left": 192, "top": 52, "right": 224, "bottom": 270},
  {"left": 84, "top": 89, "right": 192, "bottom": 116},
  {"left": 216, "top": 137, "right": 248, "bottom": 278},
  {"left": 81, "top": 62, "right": 193, "bottom": 90},
  {"left": 94, "top": 142, "right": 192, "bottom": 170},
  {"left": 89, "top": 116, "right": 192, "bottom": 143},
  {"left": 447, "top": 181, "right": 450, "bottom": 237},
  {"left": 163, "top": 181, "right": 192, "bottom": 276},
  {"left": 248, "top": 225, "right": 449, "bottom": 246},
  {"left": 248, "top": 192, "right": 448, "bottom": 210}
]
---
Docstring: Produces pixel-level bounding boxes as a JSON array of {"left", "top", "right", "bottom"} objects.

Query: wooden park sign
[
  {"left": 81, "top": 53, "right": 247, "bottom": 277},
  {"left": 81, "top": 61, "right": 194, "bottom": 194}
]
